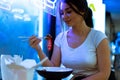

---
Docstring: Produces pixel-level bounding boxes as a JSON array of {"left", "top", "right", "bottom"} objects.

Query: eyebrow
[
  {"left": 65, "top": 7, "right": 71, "bottom": 11},
  {"left": 60, "top": 7, "right": 71, "bottom": 12}
]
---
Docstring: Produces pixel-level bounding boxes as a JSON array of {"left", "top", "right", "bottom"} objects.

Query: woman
[{"left": 29, "top": 0, "right": 111, "bottom": 80}]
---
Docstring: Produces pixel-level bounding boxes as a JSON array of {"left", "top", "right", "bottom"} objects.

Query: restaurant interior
[{"left": 0, "top": 0, "right": 120, "bottom": 80}]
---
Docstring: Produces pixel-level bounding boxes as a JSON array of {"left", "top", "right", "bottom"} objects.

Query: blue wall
[{"left": 0, "top": 9, "right": 39, "bottom": 60}]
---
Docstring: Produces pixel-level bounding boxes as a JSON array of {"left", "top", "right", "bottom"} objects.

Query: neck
[{"left": 71, "top": 21, "right": 90, "bottom": 36}]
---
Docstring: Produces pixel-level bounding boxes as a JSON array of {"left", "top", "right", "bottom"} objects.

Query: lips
[{"left": 65, "top": 19, "right": 71, "bottom": 24}]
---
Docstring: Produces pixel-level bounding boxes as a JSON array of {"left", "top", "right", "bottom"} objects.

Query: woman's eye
[
  {"left": 67, "top": 10, "right": 72, "bottom": 14},
  {"left": 60, "top": 10, "right": 72, "bottom": 16}
]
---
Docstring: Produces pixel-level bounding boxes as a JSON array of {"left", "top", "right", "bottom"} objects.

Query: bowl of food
[{"left": 36, "top": 67, "right": 73, "bottom": 80}]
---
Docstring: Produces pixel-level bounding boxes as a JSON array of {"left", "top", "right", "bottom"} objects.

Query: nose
[{"left": 62, "top": 13, "right": 69, "bottom": 20}]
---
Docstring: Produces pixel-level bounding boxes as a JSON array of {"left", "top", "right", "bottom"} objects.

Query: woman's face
[{"left": 60, "top": 2, "right": 83, "bottom": 26}]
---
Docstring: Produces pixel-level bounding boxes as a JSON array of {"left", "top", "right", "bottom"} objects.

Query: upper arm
[
  {"left": 96, "top": 38, "right": 111, "bottom": 78},
  {"left": 51, "top": 44, "right": 61, "bottom": 67}
]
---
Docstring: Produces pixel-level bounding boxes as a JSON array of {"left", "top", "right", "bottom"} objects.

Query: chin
[{"left": 66, "top": 23, "right": 72, "bottom": 26}]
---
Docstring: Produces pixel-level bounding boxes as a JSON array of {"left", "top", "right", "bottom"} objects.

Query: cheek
[
  {"left": 70, "top": 15, "right": 78, "bottom": 22},
  {"left": 73, "top": 15, "right": 83, "bottom": 22},
  {"left": 70, "top": 14, "right": 77, "bottom": 20}
]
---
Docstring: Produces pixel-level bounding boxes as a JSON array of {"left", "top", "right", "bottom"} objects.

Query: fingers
[{"left": 29, "top": 36, "right": 41, "bottom": 48}]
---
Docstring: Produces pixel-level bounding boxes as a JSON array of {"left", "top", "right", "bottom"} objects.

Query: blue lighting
[{"left": 103, "top": 0, "right": 120, "bottom": 13}]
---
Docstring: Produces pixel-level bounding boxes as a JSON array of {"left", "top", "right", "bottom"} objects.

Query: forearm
[
  {"left": 82, "top": 71, "right": 110, "bottom": 80},
  {"left": 36, "top": 47, "right": 54, "bottom": 67}
]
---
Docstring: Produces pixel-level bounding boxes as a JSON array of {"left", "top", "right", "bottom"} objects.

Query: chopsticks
[
  {"left": 31, "top": 57, "right": 48, "bottom": 69},
  {"left": 18, "top": 36, "right": 44, "bottom": 39},
  {"left": 18, "top": 36, "right": 44, "bottom": 41},
  {"left": 18, "top": 34, "right": 52, "bottom": 41},
  {"left": 18, "top": 36, "right": 31, "bottom": 39}
]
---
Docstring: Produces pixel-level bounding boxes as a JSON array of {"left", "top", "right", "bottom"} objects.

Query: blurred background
[{"left": 0, "top": 0, "right": 120, "bottom": 80}]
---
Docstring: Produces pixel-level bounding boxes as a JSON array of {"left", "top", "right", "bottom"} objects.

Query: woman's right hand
[{"left": 29, "top": 36, "right": 41, "bottom": 51}]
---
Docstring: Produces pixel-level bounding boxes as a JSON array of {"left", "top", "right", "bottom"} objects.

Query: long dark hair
[
  {"left": 59, "top": 0, "right": 93, "bottom": 28},
  {"left": 85, "top": 8, "right": 93, "bottom": 28}
]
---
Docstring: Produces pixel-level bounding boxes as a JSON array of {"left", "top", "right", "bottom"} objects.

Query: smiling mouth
[{"left": 65, "top": 20, "right": 71, "bottom": 24}]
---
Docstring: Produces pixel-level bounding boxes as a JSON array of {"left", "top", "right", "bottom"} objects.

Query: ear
[{"left": 80, "top": 12, "right": 85, "bottom": 15}]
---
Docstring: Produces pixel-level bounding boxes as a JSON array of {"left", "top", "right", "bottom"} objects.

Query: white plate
[{"left": 39, "top": 67, "right": 72, "bottom": 72}]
